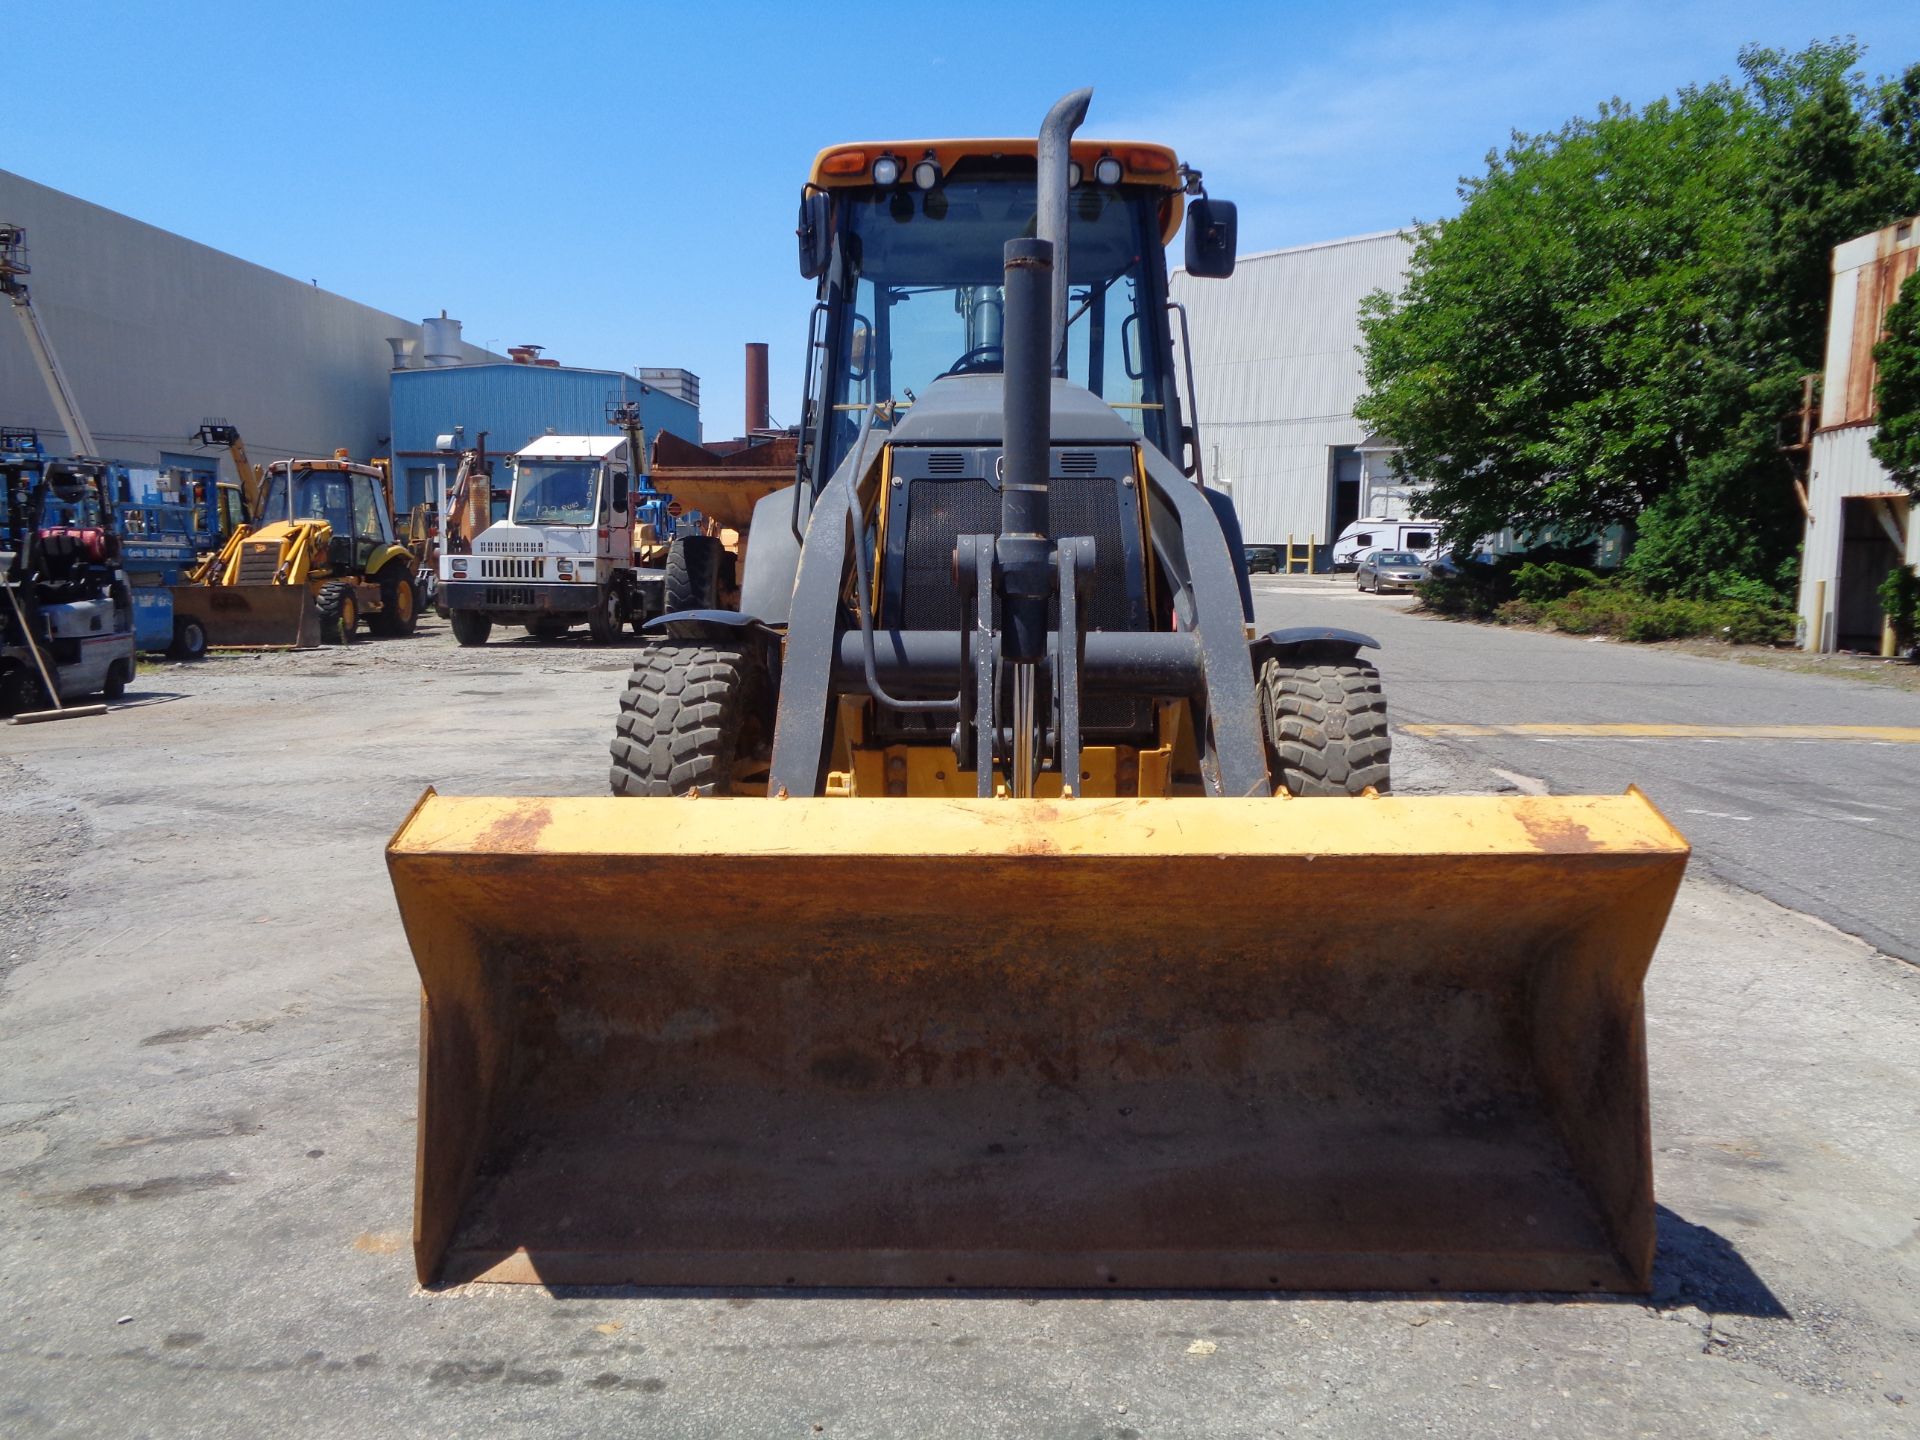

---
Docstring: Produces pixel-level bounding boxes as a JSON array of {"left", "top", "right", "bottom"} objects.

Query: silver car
[{"left": 1356, "top": 549, "right": 1429, "bottom": 593}]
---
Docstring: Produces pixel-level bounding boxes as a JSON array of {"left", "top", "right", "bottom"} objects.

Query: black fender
[
  {"left": 642, "top": 609, "right": 785, "bottom": 684},
  {"left": 1251, "top": 625, "right": 1380, "bottom": 669}
]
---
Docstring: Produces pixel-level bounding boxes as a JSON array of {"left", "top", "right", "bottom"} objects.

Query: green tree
[
  {"left": 1358, "top": 42, "right": 1920, "bottom": 600},
  {"left": 1871, "top": 269, "right": 1920, "bottom": 489}
]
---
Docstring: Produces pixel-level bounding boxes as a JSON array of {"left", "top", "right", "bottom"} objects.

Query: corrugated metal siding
[
  {"left": 1818, "top": 216, "right": 1920, "bottom": 428},
  {"left": 1795, "top": 425, "right": 1920, "bottom": 642},
  {"left": 1170, "top": 231, "right": 1413, "bottom": 544},
  {"left": 0, "top": 167, "right": 493, "bottom": 474},
  {"left": 389, "top": 364, "right": 701, "bottom": 507}
]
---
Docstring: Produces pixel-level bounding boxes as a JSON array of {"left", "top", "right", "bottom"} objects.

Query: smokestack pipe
[
  {"left": 1036, "top": 87, "right": 1092, "bottom": 378},
  {"left": 745, "top": 342, "right": 770, "bottom": 433}
]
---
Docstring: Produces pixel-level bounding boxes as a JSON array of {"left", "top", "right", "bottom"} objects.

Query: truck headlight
[
  {"left": 450, "top": 559, "right": 467, "bottom": 577},
  {"left": 555, "top": 559, "right": 574, "bottom": 580}
]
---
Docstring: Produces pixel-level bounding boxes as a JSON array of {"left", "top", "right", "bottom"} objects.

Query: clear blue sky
[{"left": 9, "top": 1, "right": 1919, "bottom": 438}]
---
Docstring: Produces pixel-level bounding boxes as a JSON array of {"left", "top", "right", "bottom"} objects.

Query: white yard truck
[{"left": 438, "top": 433, "right": 660, "bottom": 646}]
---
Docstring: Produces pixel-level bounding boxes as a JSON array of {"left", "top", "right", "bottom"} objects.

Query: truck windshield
[
  {"left": 252, "top": 471, "right": 352, "bottom": 532},
  {"left": 511, "top": 462, "right": 599, "bottom": 525},
  {"left": 822, "top": 169, "right": 1173, "bottom": 475}
]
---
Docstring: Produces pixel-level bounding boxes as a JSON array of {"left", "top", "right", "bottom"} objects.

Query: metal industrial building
[
  {"left": 1170, "top": 229, "right": 1414, "bottom": 550},
  {"left": 388, "top": 355, "right": 702, "bottom": 514},
  {"left": 0, "top": 168, "right": 497, "bottom": 484},
  {"left": 1795, "top": 215, "right": 1919, "bottom": 652}
]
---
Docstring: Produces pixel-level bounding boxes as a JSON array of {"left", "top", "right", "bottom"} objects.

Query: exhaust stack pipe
[
  {"left": 1036, "top": 87, "right": 1091, "bottom": 377},
  {"left": 996, "top": 88, "right": 1090, "bottom": 796}
]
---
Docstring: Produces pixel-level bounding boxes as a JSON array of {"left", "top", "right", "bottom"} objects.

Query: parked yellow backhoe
[
  {"left": 388, "top": 93, "right": 1688, "bottom": 1295},
  {"left": 177, "top": 452, "right": 418, "bottom": 646}
]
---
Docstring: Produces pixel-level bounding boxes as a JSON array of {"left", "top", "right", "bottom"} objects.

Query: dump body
[{"left": 389, "top": 789, "right": 1687, "bottom": 1292}]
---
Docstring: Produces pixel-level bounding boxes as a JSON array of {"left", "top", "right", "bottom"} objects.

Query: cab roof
[
  {"left": 516, "top": 434, "right": 625, "bottom": 461},
  {"left": 809, "top": 138, "right": 1182, "bottom": 190}
]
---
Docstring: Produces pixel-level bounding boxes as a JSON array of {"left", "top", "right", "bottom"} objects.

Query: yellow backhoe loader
[
  {"left": 177, "top": 452, "right": 418, "bottom": 647},
  {"left": 388, "top": 93, "right": 1689, "bottom": 1295}
]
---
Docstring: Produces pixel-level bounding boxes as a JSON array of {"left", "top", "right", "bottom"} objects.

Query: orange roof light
[
  {"left": 1124, "top": 147, "right": 1175, "bottom": 175},
  {"left": 819, "top": 148, "right": 868, "bottom": 176}
]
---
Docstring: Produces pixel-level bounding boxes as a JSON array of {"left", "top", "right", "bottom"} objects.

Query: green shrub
[
  {"left": 1879, "top": 564, "right": 1918, "bottom": 651},
  {"left": 1717, "top": 602, "right": 1796, "bottom": 646},
  {"left": 1494, "top": 598, "right": 1545, "bottom": 625},
  {"left": 1417, "top": 569, "right": 1503, "bottom": 619},
  {"left": 1621, "top": 598, "right": 1715, "bottom": 642},
  {"left": 1511, "top": 561, "right": 1600, "bottom": 603}
]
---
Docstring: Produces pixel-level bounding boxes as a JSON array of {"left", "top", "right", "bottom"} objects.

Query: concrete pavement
[
  {"left": 1252, "top": 577, "right": 1920, "bottom": 962},
  {"left": 1, "top": 616, "right": 1916, "bottom": 1437}
]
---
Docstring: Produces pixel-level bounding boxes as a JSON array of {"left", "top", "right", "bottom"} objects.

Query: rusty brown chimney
[{"left": 745, "top": 342, "right": 770, "bottom": 434}]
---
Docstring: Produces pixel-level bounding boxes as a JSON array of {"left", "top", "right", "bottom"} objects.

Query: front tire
[
  {"left": 316, "top": 582, "right": 358, "bottom": 644},
  {"left": 1258, "top": 645, "right": 1391, "bottom": 797},
  {"left": 450, "top": 610, "right": 492, "bottom": 647},
  {"left": 103, "top": 658, "right": 131, "bottom": 701},
  {"left": 170, "top": 616, "right": 208, "bottom": 660},
  {"left": 586, "top": 593, "right": 618, "bottom": 644},
  {"left": 609, "top": 644, "right": 770, "bottom": 796}
]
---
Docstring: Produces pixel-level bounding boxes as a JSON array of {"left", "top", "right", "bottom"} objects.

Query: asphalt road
[
  {"left": 1, "top": 617, "right": 1916, "bottom": 1437},
  {"left": 1252, "top": 578, "right": 1920, "bottom": 962}
]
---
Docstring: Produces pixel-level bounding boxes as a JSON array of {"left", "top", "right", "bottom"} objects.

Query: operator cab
[{"left": 799, "top": 138, "right": 1235, "bottom": 486}]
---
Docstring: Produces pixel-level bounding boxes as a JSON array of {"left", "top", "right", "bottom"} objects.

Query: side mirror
[
  {"left": 798, "top": 191, "right": 833, "bottom": 279},
  {"left": 613, "top": 471, "right": 629, "bottom": 514},
  {"left": 1184, "top": 198, "right": 1238, "bottom": 279}
]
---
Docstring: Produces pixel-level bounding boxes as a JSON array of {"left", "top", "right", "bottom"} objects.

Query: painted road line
[{"left": 1403, "top": 722, "right": 1920, "bottom": 743}]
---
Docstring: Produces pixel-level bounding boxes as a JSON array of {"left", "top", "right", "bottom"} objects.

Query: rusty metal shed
[{"left": 1796, "top": 216, "right": 1920, "bottom": 652}]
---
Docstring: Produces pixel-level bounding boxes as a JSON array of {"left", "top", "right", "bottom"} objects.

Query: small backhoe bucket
[
  {"left": 172, "top": 584, "right": 318, "bottom": 649},
  {"left": 388, "top": 791, "right": 1687, "bottom": 1293}
]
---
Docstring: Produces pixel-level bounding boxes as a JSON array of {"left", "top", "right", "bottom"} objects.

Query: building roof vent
[
  {"left": 421, "top": 310, "right": 463, "bottom": 368},
  {"left": 386, "top": 336, "right": 420, "bottom": 370}
]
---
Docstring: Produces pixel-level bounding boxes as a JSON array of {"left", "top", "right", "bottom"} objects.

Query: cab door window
[{"left": 351, "top": 474, "right": 384, "bottom": 568}]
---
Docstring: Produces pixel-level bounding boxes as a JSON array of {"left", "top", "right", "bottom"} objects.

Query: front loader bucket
[
  {"left": 170, "top": 584, "right": 318, "bottom": 649},
  {"left": 387, "top": 790, "right": 1687, "bottom": 1293}
]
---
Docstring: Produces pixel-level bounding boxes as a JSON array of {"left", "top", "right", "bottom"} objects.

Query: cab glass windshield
[
  {"left": 823, "top": 167, "right": 1172, "bottom": 473},
  {"left": 254, "top": 470, "right": 353, "bottom": 531},
  {"left": 512, "top": 462, "right": 599, "bottom": 526}
]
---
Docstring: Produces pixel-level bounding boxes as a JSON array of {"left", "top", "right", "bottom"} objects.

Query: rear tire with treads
[
  {"left": 1258, "top": 645, "right": 1390, "bottom": 797},
  {"left": 372, "top": 563, "right": 417, "bottom": 637},
  {"left": 664, "top": 536, "right": 721, "bottom": 608},
  {"left": 609, "top": 644, "right": 768, "bottom": 796}
]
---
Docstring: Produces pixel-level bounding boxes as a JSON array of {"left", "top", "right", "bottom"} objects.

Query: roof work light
[{"left": 871, "top": 153, "right": 901, "bottom": 186}]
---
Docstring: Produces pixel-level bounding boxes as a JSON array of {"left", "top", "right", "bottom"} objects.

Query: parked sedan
[{"left": 1356, "top": 549, "right": 1430, "bottom": 593}]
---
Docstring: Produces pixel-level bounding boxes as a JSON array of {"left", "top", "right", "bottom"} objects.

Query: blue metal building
[{"left": 388, "top": 362, "right": 701, "bottom": 514}]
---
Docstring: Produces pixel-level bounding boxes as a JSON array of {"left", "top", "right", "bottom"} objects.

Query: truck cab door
[{"left": 605, "top": 466, "right": 631, "bottom": 564}]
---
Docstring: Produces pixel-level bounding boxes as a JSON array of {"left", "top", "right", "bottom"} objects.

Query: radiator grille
[
  {"left": 485, "top": 585, "right": 536, "bottom": 607},
  {"left": 898, "top": 476, "right": 1135, "bottom": 636},
  {"left": 888, "top": 449, "right": 1149, "bottom": 737},
  {"left": 926, "top": 451, "right": 967, "bottom": 475},
  {"left": 237, "top": 541, "right": 280, "bottom": 584}
]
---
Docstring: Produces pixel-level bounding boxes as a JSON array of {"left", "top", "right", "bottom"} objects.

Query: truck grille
[
  {"left": 480, "top": 556, "right": 544, "bottom": 579},
  {"left": 484, "top": 586, "right": 536, "bottom": 607}
]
